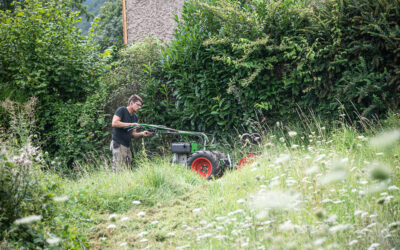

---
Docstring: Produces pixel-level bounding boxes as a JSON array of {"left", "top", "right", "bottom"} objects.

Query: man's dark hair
[{"left": 128, "top": 94, "right": 143, "bottom": 105}]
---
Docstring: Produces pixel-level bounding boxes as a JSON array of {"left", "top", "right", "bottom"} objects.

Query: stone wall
[{"left": 126, "top": 0, "right": 185, "bottom": 44}]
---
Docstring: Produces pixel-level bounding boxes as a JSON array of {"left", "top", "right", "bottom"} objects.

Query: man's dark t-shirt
[{"left": 112, "top": 107, "right": 138, "bottom": 148}]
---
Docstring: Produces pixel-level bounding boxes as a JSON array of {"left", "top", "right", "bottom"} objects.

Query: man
[{"left": 110, "top": 94, "right": 152, "bottom": 168}]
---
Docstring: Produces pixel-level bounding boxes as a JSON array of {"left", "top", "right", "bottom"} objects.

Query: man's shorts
[{"left": 110, "top": 140, "right": 132, "bottom": 170}]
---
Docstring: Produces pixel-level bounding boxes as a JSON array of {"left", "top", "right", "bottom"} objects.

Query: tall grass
[{"left": 55, "top": 112, "right": 400, "bottom": 249}]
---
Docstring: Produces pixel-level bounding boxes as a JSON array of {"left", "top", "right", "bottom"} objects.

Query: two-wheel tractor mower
[{"left": 126, "top": 124, "right": 260, "bottom": 179}]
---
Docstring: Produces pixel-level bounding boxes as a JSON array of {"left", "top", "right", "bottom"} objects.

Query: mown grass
[{"left": 56, "top": 120, "right": 400, "bottom": 249}]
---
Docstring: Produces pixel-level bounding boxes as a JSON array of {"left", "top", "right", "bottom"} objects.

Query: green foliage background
[
  {"left": 0, "top": 0, "right": 110, "bottom": 165},
  {"left": 0, "top": 0, "right": 399, "bottom": 165},
  {"left": 141, "top": 0, "right": 400, "bottom": 135}
]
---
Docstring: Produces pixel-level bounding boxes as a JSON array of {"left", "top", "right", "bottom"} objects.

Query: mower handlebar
[{"left": 124, "top": 124, "right": 213, "bottom": 145}]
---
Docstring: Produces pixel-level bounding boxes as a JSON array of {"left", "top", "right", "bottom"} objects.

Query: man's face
[{"left": 131, "top": 101, "right": 142, "bottom": 112}]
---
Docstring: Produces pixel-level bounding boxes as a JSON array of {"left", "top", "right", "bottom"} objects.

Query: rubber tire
[
  {"left": 238, "top": 153, "right": 257, "bottom": 169},
  {"left": 212, "top": 150, "right": 226, "bottom": 177},
  {"left": 187, "top": 150, "right": 221, "bottom": 180}
]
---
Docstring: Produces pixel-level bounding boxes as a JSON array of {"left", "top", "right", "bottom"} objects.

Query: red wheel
[
  {"left": 238, "top": 154, "right": 257, "bottom": 169},
  {"left": 191, "top": 157, "right": 213, "bottom": 178},
  {"left": 188, "top": 151, "right": 221, "bottom": 180}
]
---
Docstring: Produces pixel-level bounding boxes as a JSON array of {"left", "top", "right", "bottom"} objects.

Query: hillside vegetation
[
  {"left": 0, "top": 0, "right": 400, "bottom": 248},
  {"left": 2, "top": 106, "right": 399, "bottom": 248}
]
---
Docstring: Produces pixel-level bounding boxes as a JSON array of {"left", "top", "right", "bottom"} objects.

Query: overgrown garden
[{"left": 0, "top": 0, "right": 399, "bottom": 248}]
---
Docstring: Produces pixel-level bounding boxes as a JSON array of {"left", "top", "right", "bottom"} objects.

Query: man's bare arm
[
  {"left": 132, "top": 130, "right": 152, "bottom": 138},
  {"left": 111, "top": 115, "right": 139, "bottom": 128}
]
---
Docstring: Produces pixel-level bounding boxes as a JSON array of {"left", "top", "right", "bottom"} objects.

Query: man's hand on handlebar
[{"left": 142, "top": 131, "right": 153, "bottom": 137}]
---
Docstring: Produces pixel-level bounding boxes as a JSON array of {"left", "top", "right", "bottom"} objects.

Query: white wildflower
[
  {"left": 227, "top": 209, "right": 244, "bottom": 216},
  {"left": 370, "top": 129, "right": 400, "bottom": 149},
  {"left": 215, "top": 216, "right": 226, "bottom": 221},
  {"left": 314, "top": 154, "right": 326, "bottom": 162},
  {"left": 119, "top": 242, "right": 128, "bottom": 247},
  {"left": 329, "top": 224, "right": 350, "bottom": 233},
  {"left": 388, "top": 221, "right": 400, "bottom": 230},
  {"left": 176, "top": 244, "right": 190, "bottom": 250},
  {"left": 354, "top": 210, "right": 364, "bottom": 216},
  {"left": 376, "top": 152, "right": 384, "bottom": 156},
  {"left": 367, "top": 243, "right": 380, "bottom": 250},
  {"left": 313, "top": 237, "right": 326, "bottom": 246},
  {"left": 348, "top": 240, "right": 358, "bottom": 246},
  {"left": 140, "top": 238, "right": 149, "bottom": 243},
  {"left": 138, "top": 231, "right": 148, "bottom": 238},
  {"left": 54, "top": 196, "right": 69, "bottom": 202},
  {"left": 237, "top": 199, "right": 245, "bottom": 204},
  {"left": 197, "top": 233, "right": 212, "bottom": 240},
  {"left": 275, "top": 154, "right": 290, "bottom": 164},
  {"left": 279, "top": 137, "right": 285, "bottom": 142},
  {"left": 250, "top": 190, "right": 301, "bottom": 210},
  {"left": 286, "top": 179, "right": 297, "bottom": 186},
  {"left": 388, "top": 185, "right": 399, "bottom": 191},
  {"left": 137, "top": 211, "right": 146, "bottom": 217},
  {"left": 46, "top": 237, "right": 61, "bottom": 245},
  {"left": 320, "top": 170, "right": 346, "bottom": 185},
  {"left": 14, "top": 215, "right": 42, "bottom": 225},
  {"left": 106, "top": 224, "right": 116, "bottom": 229},
  {"left": 192, "top": 208, "right": 202, "bottom": 213},
  {"left": 214, "top": 235, "right": 228, "bottom": 240},
  {"left": 333, "top": 200, "right": 344, "bottom": 204},
  {"left": 304, "top": 165, "right": 319, "bottom": 175},
  {"left": 357, "top": 135, "right": 367, "bottom": 141},
  {"left": 291, "top": 144, "right": 299, "bottom": 149},
  {"left": 279, "top": 220, "right": 295, "bottom": 231},
  {"left": 288, "top": 131, "right": 297, "bottom": 137},
  {"left": 325, "top": 214, "right": 338, "bottom": 224},
  {"left": 319, "top": 161, "right": 347, "bottom": 185},
  {"left": 167, "top": 232, "right": 175, "bottom": 236},
  {"left": 108, "top": 214, "right": 118, "bottom": 221},
  {"left": 120, "top": 217, "right": 129, "bottom": 222},
  {"left": 150, "top": 220, "right": 159, "bottom": 225},
  {"left": 132, "top": 200, "right": 141, "bottom": 205}
]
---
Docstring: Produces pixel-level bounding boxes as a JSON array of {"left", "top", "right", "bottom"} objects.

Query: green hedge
[{"left": 142, "top": 0, "right": 400, "bottom": 135}]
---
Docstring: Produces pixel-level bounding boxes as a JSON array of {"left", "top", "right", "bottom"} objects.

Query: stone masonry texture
[{"left": 126, "top": 0, "right": 185, "bottom": 43}]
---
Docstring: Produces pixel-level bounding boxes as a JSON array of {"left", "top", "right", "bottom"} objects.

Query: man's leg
[
  {"left": 110, "top": 140, "right": 132, "bottom": 170},
  {"left": 121, "top": 145, "right": 133, "bottom": 167}
]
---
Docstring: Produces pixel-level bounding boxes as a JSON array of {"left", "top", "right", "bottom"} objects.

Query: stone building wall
[{"left": 126, "top": 0, "right": 185, "bottom": 44}]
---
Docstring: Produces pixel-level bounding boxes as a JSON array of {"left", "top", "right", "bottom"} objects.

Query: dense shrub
[
  {"left": 48, "top": 38, "right": 167, "bottom": 165},
  {"left": 0, "top": 98, "right": 87, "bottom": 248},
  {"left": 0, "top": 0, "right": 108, "bottom": 164},
  {"left": 0, "top": 146, "right": 58, "bottom": 246},
  {"left": 49, "top": 97, "right": 110, "bottom": 166},
  {"left": 103, "top": 38, "right": 167, "bottom": 118},
  {"left": 146, "top": 0, "right": 400, "bottom": 135},
  {"left": 92, "top": 0, "right": 123, "bottom": 51}
]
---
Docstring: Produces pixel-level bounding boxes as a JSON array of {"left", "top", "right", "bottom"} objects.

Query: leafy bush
[
  {"left": 91, "top": 0, "right": 123, "bottom": 51},
  {"left": 103, "top": 37, "right": 166, "bottom": 116},
  {"left": 0, "top": 0, "right": 108, "bottom": 164},
  {"left": 143, "top": 0, "right": 400, "bottom": 136},
  {"left": 49, "top": 98, "right": 110, "bottom": 166},
  {"left": 0, "top": 0, "right": 104, "bottom": 104},
  {"left": 46, "top": 38, "right": 168, "bottom": 165},
  {"left": 0, "top": 146, "right": 58, "bottom": 245},
  {"left": 0, "top": 98, "right": 87, "bottom": 248}
]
